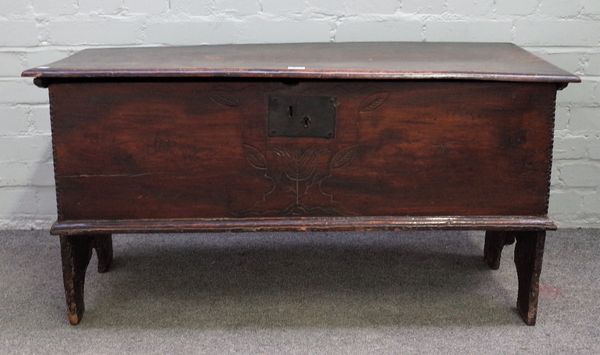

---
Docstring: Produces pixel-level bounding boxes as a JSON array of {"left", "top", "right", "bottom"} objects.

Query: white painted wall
[{"left": 1, "top": 0, "right": 599, "bottom": 228}]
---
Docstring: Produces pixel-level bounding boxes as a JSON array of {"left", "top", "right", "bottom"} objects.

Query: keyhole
[
  {"left": 288, "top": 106, "right": 294, "bottom": 119},
  {"left": 303, "top": 116, "right": 311, "bottom": 128}
]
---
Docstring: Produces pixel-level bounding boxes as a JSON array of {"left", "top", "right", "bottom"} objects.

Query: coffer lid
[{"left": 22, "top": 42, "right": 580, "bottom": 86}]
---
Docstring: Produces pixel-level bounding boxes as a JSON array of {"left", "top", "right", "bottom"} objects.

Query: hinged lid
[{"left": 22, "top": 42, "right": 580, "bottom": 86}]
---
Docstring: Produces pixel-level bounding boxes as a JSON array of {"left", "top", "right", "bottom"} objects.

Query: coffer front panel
[{"left": 50, "top": 80, "right": 555, "bottom": 219}]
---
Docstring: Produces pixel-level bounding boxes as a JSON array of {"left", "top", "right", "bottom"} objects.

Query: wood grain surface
[
  {"left": 50, "top": 79, "right": 556, "bottom": 220},
  {"left": 22, "top": 42, "right": 579, "bottom": 84},
  {"left": 50, "top": 216, "right": 557, "bottom": 235}
]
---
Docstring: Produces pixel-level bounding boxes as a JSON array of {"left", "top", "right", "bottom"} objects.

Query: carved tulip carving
[{"left": 242, "top": 144, "right": 358, "bottom": 216}]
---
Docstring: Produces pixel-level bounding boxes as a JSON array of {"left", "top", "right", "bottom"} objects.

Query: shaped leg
[
  {"left": 93, "top": 234, "right": 113, "bottom": 273},
  {"left": 60, "top": 235, "right": 93, "bottom": 325},
  {"left": 484, "top": 231, "right": 515, "bottom": 269},
  {"left": 514, "top": 231, "right": 546, "bottom": 326},
  {"left": 60, "top": 234, "right": 113, "bottom": 325}
]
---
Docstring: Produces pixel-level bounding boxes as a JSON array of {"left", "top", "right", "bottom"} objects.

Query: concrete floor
[{"left": 0, "top": 229, "right": 598, "bottom": 354}]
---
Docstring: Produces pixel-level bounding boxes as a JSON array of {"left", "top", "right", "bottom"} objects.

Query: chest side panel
[{"left": 49, "top": 80, "right": 555, "bottom": 220}]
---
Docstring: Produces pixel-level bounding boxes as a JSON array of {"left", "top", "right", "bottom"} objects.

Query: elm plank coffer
[{"left": 22, "top": 42, "right": 579, "bottom": 326}]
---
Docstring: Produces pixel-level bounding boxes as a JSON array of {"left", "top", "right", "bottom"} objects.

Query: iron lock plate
[{"left": 268, "top": 95, "right": 336, "bottom": 138}]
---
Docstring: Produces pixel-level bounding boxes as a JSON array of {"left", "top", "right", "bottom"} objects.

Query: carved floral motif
[
  {"left": 235, "top": 88, "right": 387, "bottom": 217},
  {"left": 240, "top": 144, "right": 358, "bottom": 216},
  {"left": 359, "top": 92, "right": 389, "bottom": 113}
]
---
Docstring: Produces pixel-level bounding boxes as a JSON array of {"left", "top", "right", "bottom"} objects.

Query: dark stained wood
[
  {"left": 60, "top": 235, "right": 93, "bottom": 325},
  {"left": 24, "top": 42, "right": 577, "bottom": 325},
  {"left": 22, "top": 42, "right": 579, "bottom": 85},
  {"left": 50, "top": 80, "right": 556, "bottom": 220},
  {"left": 484, "top": 231, "right": 516, "bottom": 269},
  {"left": 514, "top": 231, "right": 546, "bottom": 326},
  {"left": 92, "top": 234, "right": 113, "bottom": 273},
  {"left": 50, "top": 216, "right": 557, "bottom": 236},
  {"left": 60, "top": 234, "right": 112, "bottom": 325}
]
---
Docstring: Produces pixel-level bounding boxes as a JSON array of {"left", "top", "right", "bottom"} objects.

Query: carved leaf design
[
  {"left": 243, "top": 144, "right": 267, "bottom": 170},
  {"left": 272, "top": 147, "right": 291, "bottom": 159},
  {"left": 210, "top": 93, "right": 240, "bottom": 107},
  {"left": 359, "top": 92, "right": 389, "bottom": 113},
  {"left": 330, "top": 146, "right": 358, "bottom": 169},
  {"left": 240, "top": 143, "right": 359, "bottom": 216}
]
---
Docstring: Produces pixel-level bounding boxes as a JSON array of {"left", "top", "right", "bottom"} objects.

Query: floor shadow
[{"left": 77, "top": 231, "right": 520, "bottom": 329}]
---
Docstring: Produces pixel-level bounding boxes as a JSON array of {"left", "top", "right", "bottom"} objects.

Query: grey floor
[{"left": 0, "top": 229, "right": 599, "bottom": 354}]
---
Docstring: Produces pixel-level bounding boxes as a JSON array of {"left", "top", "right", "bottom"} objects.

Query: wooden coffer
[{"left": 23, "top": 42, "right": 579, "bottom": 325}]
